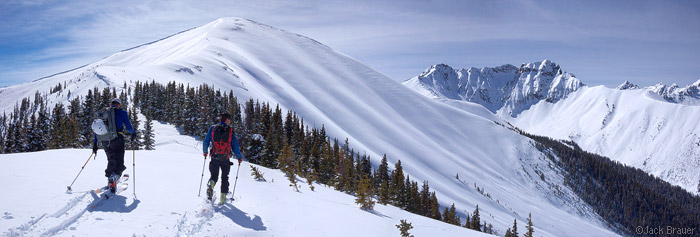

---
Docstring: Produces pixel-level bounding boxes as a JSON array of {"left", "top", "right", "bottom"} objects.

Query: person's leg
[
  {"left": 104, "top": 141, "right": 115, "bottom": 178},
  {"left": 114, "top": 135, "right": 126, "bottom": 176},
  {"left": 208, "top": 159, "right": 220, "bottom": 184},
  {"left": 207, "top": 159, "right": 221, "bottom": 200},
  {"left": 220, "top": 160, "right": 231, "bottom": 194}
]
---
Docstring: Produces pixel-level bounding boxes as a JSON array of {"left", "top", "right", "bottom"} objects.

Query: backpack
[
  {"left": 210, "top": 124, "right": 233, "bottom": 159},
  {"left": 92, "top": 107, "right": 118, "bottom": 143}
]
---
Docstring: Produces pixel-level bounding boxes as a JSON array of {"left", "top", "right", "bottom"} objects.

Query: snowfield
[
  {"left": 509, "top": 85, "right": 700, "bottom": 195},
  {"left": 0, "top": 17, "right": 618, "bottom": 236},
  {"left": 0, "top": 121, "right": 491, "bottom": 236}
]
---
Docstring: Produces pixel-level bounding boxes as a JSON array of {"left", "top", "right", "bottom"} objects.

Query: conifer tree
[
  {"left": 355, "top": 175, "right": 375, "bottom": 210},
  {"left": 0, "top": 113, "right": 6, "bottom": 153},
  {"left": 511, "top": 218, "right": 519, "bottom": 237},
  {"left": 183, "top": 87, "right": 198, "bottom": 135},
  {"left": 27, "top": 114, "right": 40, "bottom": 152},
  {"left": 49, "top": 103, "right": 67, "bottom": 149},
  {"left": 143, "top": 115, "right": 155, "bottom": 150},
  {"left": 450, "top": 204, "right": 460, "bottom": 225},
  {"left": 378, "top": 180, "right": 391, "bottom": 205},
  {"left": 524, "top": 212, "right": 534, "bottom": 237},
  {"left": 396, "top": 219, "right": 414, "bottom": 237},
  {"left": 81, "top": 90, "right": 96, "bottom": 146},
  {"left": 287, "top": 172, "right": 300, "bottom": 192},
  {"left": 420, "top": 181, "right": 431, "bottom": 215},
  {"left": 129, "top": 106, "right": 142, "bottom": 149},
  {"left": 471, "top": 205, "right": 481, "bottom": 231},
  {"left": 464, "top": 215, "right": 471, "bottom": 229},
  {"left": 4, "top": 118, "right": 15, "bottom": 153},
  {"left": 278, "top": 143, "right": 294, "bottom": 176},
  {"left": 390, "top": 160, "right": 406, "bottom": 207},
  {"left": 377, "top": 154, "right": 389, "bottom": 186},
  {"left": 484, "top": 223, "right": 494, "bottom": 234},
  {"left": 442, "top": 206, "right": 453, "bottom": 225},
  {"left": 66, "top": 97, "right": 82, "bottom": 147},
  {"left": 34, "top": 100, "right": 49, "bottom": 151},
  {"left": 429, "top": 192, "right": 441, "bottom": 221}
]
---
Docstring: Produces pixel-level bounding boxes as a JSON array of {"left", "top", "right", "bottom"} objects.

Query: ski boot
[
  {"left": 108, "top": 173, "right": 120, "bottom": 193},
  {"left": 206, "top": 180, "right": 215, "bottom": 201},
  {"left": 220, "top": 193, "right": 227, "bottom": 205}
]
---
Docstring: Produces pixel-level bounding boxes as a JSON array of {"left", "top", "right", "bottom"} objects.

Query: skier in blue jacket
[
  {"left": 203, "top": 112, "right": 244, "bottom": 203},
  {"left": 92, "top": 98, "right": 134, "bottom": 192}
]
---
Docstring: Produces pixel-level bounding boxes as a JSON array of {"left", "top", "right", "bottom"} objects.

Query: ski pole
[
  {"left": 67, "top": 152, "right": 95, "bottom": 193},
  {"left": 230, "top": 162, "right": 241, "bottom": 200},
  {"left": 132, "top": 142, "right": 136, "bottom": 198},
  {"left": 198, "top": 155, "right": 208, "bottom": 197}
]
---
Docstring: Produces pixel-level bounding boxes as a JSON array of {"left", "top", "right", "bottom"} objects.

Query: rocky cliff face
[{"left": 403, "top": 59, "right": 584, "bottom": 116}]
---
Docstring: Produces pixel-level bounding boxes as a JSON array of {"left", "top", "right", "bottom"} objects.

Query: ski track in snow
[{"left": 3, "top": 184, "right": 130, "bottom": 237}]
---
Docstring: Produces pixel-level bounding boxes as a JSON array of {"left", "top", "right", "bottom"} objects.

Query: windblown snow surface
[
  {"left": 508, "top": 85, "right": 700, "bottom": 195},
  {"left": 0, "top": 18, "right": 616, "bottom": 236}
]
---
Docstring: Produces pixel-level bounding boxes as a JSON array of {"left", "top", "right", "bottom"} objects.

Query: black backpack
[{"left": 211, "top": 124, "right": 233, "bottom": 159}]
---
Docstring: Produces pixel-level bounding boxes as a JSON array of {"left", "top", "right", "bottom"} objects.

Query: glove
[
  {"left": 131, "top": 133, "right": 136, "bottom": 142},
  {"left": 238, "top": 158, "right": 243, "bottom": 165},
  {"left": 203, "top": 153, "right": 208, "bottom": 158},
  {"left": 92, "top": 144, "right": 98, "bottom": 154}
]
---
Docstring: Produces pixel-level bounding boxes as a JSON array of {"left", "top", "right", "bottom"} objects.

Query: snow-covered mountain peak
[
  {"left": 616, "top": 81, "right": 639, "bottom": 90},
  {"left": 645, "top": 80, "right": 700, "bottom": 105},
  {"left": 519, "top": 59, "right": 561, "bottom": 75},
  {"left": 403, "top": 59, "right": 584, "bottom": 116}
]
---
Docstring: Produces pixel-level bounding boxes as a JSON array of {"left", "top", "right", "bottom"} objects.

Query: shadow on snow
[
  {"left": 87, "top": 192, "right": 140, "bottom": 213},
  {"left": 218, "top": 204, "right": 267, "bottom": 231}
]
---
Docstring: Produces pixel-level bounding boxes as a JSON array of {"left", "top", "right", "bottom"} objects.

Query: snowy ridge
[
  {"left": 402, "top": 60, "right": 584, "bottom": 116},
  {"left": 645, "top": 79, "right": 700, "bottom": 105},
  {"left": 0, "top": 18, "right": 616, "bottom": 236},
  {"left": 509, "top": 85, "right": 700, "bottom": 194}
]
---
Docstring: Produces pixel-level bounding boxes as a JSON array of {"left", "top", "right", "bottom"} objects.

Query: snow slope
[
  {"left": 0, "top": 120, "right": 490, "bottom": 236},
  {"left": 0, "top": 18, "right": 617, "bottom": 236},
  {"left": 402, "top": 60, "right": 584, "bottom": 116},
  {"left": 509, "top": 85, "right": 700, "bottom": 194}
]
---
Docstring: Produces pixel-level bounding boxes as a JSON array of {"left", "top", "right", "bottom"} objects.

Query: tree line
[
  {"left": 1, "top": 84, "right": 154, "bottom": 153},
  {"left": 519, "top": 129, "right": 700, "bottom": 235}
]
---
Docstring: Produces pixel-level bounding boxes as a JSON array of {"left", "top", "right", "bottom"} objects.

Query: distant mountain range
[{"left": 404, "top": 61, "right": 700, "bottom": 195}]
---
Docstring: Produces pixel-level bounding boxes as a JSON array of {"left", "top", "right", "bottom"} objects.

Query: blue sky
[{"left": 1, "top": 0, "right": 699, "bottom": 88}]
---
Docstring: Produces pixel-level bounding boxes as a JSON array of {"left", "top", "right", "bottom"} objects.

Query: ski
[{"left": 95, "top": 174, "right": 130, "bottom": 195}]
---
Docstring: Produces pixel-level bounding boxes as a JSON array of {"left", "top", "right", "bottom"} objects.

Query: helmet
[{"left": 92, "top": 119, "right": 108, "bottom": 135}]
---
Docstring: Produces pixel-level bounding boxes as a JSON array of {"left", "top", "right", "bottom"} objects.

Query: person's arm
[
  {"left": 203, "top": 126, "right": 214, "bottom": 156},
  {"left": 230, "top": 133, "right": 243, "bottom": 162},
  {"left": 121, "top": 110, "right": 135, "bottom": 134}
]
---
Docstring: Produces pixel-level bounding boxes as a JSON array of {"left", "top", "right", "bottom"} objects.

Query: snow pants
[
  {"left": 103, "top": 134, "right": 126, "bottom": 178},
  {"left": 209, "top": 158, "right": 231, "bottom": 193}
]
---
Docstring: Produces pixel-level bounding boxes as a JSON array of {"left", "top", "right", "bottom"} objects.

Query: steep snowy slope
[
  {"left": 402, "top": 60, "right": 584, "bottom": 116},
  {"left": 0, "top": 18, "right": 616, "bottom": 236},
  {"left": 0, "top": 120, "right": 491, "bottom": 236},
  {"left": 509, "top": 85, "right": 700, "bottom": 194}
]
